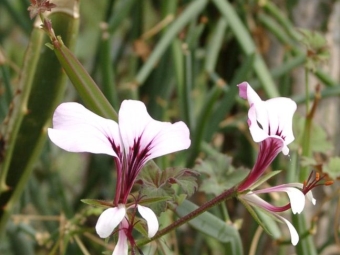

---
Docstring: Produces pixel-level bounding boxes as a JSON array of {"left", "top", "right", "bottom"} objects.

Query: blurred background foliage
[{"left": 0, "top": 0, "right": 339, "bottom": 254}]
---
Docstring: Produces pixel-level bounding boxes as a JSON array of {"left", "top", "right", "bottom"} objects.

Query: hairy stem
[{"left": 137, "top": 186, "right": 237, "bottom": 246}]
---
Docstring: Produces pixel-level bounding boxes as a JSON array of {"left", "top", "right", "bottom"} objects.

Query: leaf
[
  {"left": 292, "top": 115, "right": 333, "bottom": 153},
  {"left": 176, "top": 200, "right": 243, "bottom": 255},
  {"left": 81, "top": 199, "right": 112, "bottom": 208},
  {"left": 136, "top": 163, "right": 199, "bottom": 215},
  {"left": 239, "top": 198, "right": 281, "bottom": 238},
  {"left": 300, "top": 156, "right": 318, "bottom": 167},
  {"left": 298, "top": 29, "right": 330, "bottom": 71},
  {"left": 324, "top": 157, "right": 340, "bottom": 180},
  {"left": 195, "top": 153, "right": 249, "bottom": 196},
  {"left": 247, "top": 170, "right": 282, "bottom": 191},
  {"left": 164, "top": 167, "right": 199, "bottom": 197}
]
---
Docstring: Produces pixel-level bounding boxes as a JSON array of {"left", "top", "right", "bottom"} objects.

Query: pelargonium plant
[{"left": 48, "top": 100, "right": 191, "bottom": 254}]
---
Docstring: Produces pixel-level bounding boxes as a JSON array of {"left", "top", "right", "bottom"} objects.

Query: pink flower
[
  {"left": 237, "top": 82, "right": 297, "bottom": 191},
  {"left": 48, "top": 100, "right": 191, "bottom": 253},
  {"left": 48, "top": 100, "right": 191, "bottom": 204}
]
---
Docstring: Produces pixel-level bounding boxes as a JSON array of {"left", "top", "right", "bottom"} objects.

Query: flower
[
  {"left": 27, "top": 0, "right": 56, "bottom": 19},
  {"left": 239, "top": 185, "right": 306, "bottom": 245},
  {"left": 48, "top": 100, "right": 191, "bottom": 204},
  {"left": 48, "top": 100, "right": 190, "bottom": 253},
  {"left": 237, "top": 82, "right": 297, "bottom": 191}
]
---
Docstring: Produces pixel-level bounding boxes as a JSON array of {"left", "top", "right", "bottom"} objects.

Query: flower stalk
[{"left": 137, "top": 186, "right": 237, "bottom": 246}]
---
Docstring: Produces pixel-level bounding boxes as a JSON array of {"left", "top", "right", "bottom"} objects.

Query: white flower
[
  {"left": 48, "top": 100, "right": 191, "bottom": 204},
  {"left": 240, "top": 185, "right": 305, "bottom": 246},
  {"left": 238, "top": 82, "right": 296, "bottom": 155}
]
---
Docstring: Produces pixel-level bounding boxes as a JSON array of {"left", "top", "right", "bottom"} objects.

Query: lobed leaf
[
  {"left": 136, "top": 163, "right": 199, "bottom": 215},
  {"left": 195, "top": 152, "right": 249, "bottom": 196},
  {"left": 176, "top": 200, "right": 244, "bottom": 255}
]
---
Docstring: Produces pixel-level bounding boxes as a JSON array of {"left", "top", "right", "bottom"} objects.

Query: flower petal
[
  {"left": 284, "top": 188, "right": 305, "bottom": 214},
  {"left": 252, "top": 185, "right": 305, "bottom": 214},
  {"left": 248, "top": 104, "right": 269, "bottom": 142},
  {"left": 118, "top": 100, "right": 190, "bottom": 162},
  {"left": 113, "top": 219, "right": 129, "bottom": 255},
  {"left": 95, "top": 205, "right": 126, "bottom": 238},
  {"left": 288, "top": 183, "right": 316, "bottom": 205},
  {"left": 137, "top": 205, "right": 159, "bottom": 238},
  {"left": 277, "top": 215, "right": 299, "bottom": 246},
  {"left": 238, "top": 82, "right": 297, "bottom": 155},
  {"left": 48, "top": 103, "right": 121, "bottom": 156},
  {"left": 264, "top": 98, "right": 296, "bottom": 147},
  {"left": 238, "top": 82, "right": 262, "bottom": 106}
]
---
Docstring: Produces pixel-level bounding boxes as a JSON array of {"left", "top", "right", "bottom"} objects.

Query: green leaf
[
  {"left": 300, "top": 156, "right": 318, "bottom": 167},
  {"left": 195, "top": 153, "right": 249, "bottom": 196},
  {"left": 136, "top": 163, "right": 199, "bottom": 215},
  {"left": 247, "top": 170, "right": 282, "bottom": 191},
  {"left": 298, "top": 29, "right": 330, "bottom": 71},
  {"left": 165, "top": 167, "right": 199, "bottom": 197},
  {"left": 80, "top": 199, "right": 112, "bottom": 208},
  {"left": 0, "top": 1, "right": 80, "bottom": 235},
  {"left": 176, "top": 200, "right": 243, "bottom": 255},
  {"left": 239, "top": 198, "right": 281, "bottom": 239},
  {"left": 292, "top": 115, "right": 333, "bottom": 153},
  {"left": 324, "top": 157, "right": 340, "bottom": 180},
  {"left": 137, "top": 196, "right": 173, "bottom": 206}
]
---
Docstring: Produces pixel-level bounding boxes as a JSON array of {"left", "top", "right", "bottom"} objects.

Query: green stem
[
  {"left": 305, "top": 68, "right": 310, "bottom": 114},
  {"left": 52, "top": 37, "right": 118, "bottom": 121},
  {"left": 137, "top": 186, "right": 237, "bottom": 246},
  {"left": 183, "top": 49, "right": 194, "bottom": 130}
]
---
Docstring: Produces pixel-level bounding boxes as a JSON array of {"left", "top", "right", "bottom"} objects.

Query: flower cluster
[
  {"left": 28, "top": 0, "right": 56, "bottom": 19},
  {"left": 235, "top": 82, "right": 332, "bottom": 245},
  {"left": 48, "top": 82, "right": 327, "bottom": 252}
]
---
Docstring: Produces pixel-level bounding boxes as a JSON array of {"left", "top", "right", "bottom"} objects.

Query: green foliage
[
  {"left": 0, "top": 0, "right": 338, "bottom": 254},
  {"left": 298, "top": 29, "right": 330, "bottom": 71},
  {"left": 195, "top": 152, "right": 249, "bottom": 196},
  {"left": 247, "top": 170, "right": 282, "bottom": 191},
  {"left": 176, "top": 200, "right": 243, "bottom": 255},
  {"left": 324, "top": 157, "right": 340, "bottom": 180},
  {"left": 239, "top": 199, "right": 281, "bottom": 239},
  {"left": 136, "top": 163, "right": 199, "bottom": 215},
  {"left": 292, "top": 115, "right": 333, "bottom": 153}
]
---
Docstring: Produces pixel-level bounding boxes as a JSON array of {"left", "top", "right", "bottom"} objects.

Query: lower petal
[
  {"left": 95, "top": 205, "right": 126, "bottom": 238},
  {"left": 277, "top": 215, "right": 299, "bottom": 246},
  {"left": 113, "top": 223, "right": 129, "bottom": 255},
  {"left": 137, "top": 205, "right": 159, "bottom": 238}
]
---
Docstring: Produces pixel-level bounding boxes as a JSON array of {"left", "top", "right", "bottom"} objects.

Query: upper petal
[
  {"left": 288, "top": 183, "right": 316, "bottom": 205},
  {"left": 137, "top": 205, "right": 159, "bottom": 238},
  {"left": 284, "top": 187, "right": 305, "bottom": 214},
  {"left": 238, "top": 82, "right": 296, "bottom": 155},
  {"left": 248, "top": 104, "right": 269, "bottom": 142},
  {"left": 252, "top": 185, "right": 305, "bottom": 214},
  {"left": 238, "top": 82, "right": 262, "bottom": 106},
  {"left": 95, "top": 205, "right": 126, "bottom": 238},
  {"left": 118, "top": 100, "right": 191, "bottom": 162},
  {"left": 48, "top": 103, "right": 121, "bottom": 156},
  {"left": 264, "top": 98, "right": 297, "bottom": 146}
]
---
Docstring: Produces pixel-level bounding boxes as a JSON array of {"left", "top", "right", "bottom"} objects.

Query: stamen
[
  {"left": 325, "top": 181, "right": 334, "bottom": 186},
  {"left": 302, "top": 171, "right": 333, "bottom": 195}
]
